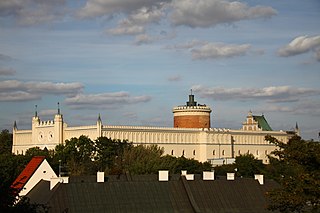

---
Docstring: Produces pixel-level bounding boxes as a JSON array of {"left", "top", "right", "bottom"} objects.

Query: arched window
[
  {"left": 171, "top": 150, "right": 174, "bottom": 155},
  {"left": 193, "top": 150, "right": 196, "bottom": 155},
  {"left": 222, "top": 150, "right": 225, "bottom": 156},
  {"left": 213, "top": 150, "right": 215, "bottom": 155},
  {"left": 256, "top": 150, "right": 259, "bottom": 155}
]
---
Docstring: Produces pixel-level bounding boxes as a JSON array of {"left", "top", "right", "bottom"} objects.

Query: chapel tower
[{"left": 172, "top": 91, "right": 212, "bottom": 128}]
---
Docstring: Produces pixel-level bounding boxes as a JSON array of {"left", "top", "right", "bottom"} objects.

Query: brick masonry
[{"left": 174, "top": 115, "right": 210, "bottom": 128}]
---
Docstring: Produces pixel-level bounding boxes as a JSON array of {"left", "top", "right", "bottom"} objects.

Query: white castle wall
[{"left": 12, "top": 114, "right": 293, "bottom": 164}]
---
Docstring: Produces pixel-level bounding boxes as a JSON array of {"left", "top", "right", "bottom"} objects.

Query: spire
[
  {"left": 13, "top": 120, "right": 17, "bottom": 130},
  {"left": 57, "top": 102, "right": 60, "bottom": 115},
  {"left": 98, "top": 113, "right": 102, "bottom": 123},
  {"left": 295, "top": 122, "right": 300, "bottom": 136},
  {"left": 35, "top": 105, "right": 38, "bottom": 117}
]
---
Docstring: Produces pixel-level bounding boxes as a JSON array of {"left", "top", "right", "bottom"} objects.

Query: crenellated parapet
[{"left": 37, "top": 120, "right": 55, "bottom": 126}]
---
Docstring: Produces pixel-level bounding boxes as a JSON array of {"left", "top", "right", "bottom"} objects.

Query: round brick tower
[{"left": 173, "top": 92, "right": 212, "bottom": 128}]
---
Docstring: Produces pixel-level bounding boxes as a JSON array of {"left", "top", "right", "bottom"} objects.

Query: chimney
[
  {"left": 254, "top": 174, "right": 264, "bottom": 185},
  {"left": 97, "top": 172, "right": 104, "bottom": 183},
  {"left": 185, "top": 174, "right": 194, "bottom": 180},
  {"left": 203, "top": 171, "right": 214, "bottom": 180},
  {"left": 227, "top": 173, "right": 235, "bottom": 180},
  {"left": 159, "top": 170, "right": 169, "bottom": 181}
]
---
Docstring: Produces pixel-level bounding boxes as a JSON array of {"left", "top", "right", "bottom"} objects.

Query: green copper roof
[{"left": 253, "top": 115, "right": 272, "bottom": 131}]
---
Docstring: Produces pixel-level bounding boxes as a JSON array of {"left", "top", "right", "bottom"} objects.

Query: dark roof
[
  {"left": 11, "top": 156, "right": 45, "bottom": 193},
  {"left": 27, "top": 174, "right": 278, "bottom": 213},
  {"left": 253, "top": 115, "right": 273, "bottom": 131}
]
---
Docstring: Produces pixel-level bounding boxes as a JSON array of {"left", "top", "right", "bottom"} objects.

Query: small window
[
  {"left": 256, "top": 150, "right": 259, "bottom": 155},
  {"left": 265, "top": 150, "right": 268, "bottom": 155},
  {"left": 213, "top": 150, "right": 215, "bottom": 155},
  {"left": 43, "top": 171, "right": 46, "bottom": 173},
  {"left": 182, "top": 150, "right": 185, "bottom": 156},
  {"left": 238, "top": 150, "right": 241, "bottom": 155},
  {"left": 171, "top": 150, "right": 174, "bottom": 155},
  {"left": 193, "top": 150, "right": 196, "bottom": 155},
  {"left": 222, "top": 150, "right": 225, "bottom": 156}
]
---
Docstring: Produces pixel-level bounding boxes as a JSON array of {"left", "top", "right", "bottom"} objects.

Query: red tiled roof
[{"left": 11, "top": 156, "right": 46, "bottom": 193}]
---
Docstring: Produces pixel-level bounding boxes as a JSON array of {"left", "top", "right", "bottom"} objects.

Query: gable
[{"left": 11, "top": 156, "right": 57, "bottom": 197}]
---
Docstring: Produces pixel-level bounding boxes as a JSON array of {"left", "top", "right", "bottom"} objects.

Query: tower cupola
[{"left": 172, "top": 91, "right": 212, "bottom": 128}]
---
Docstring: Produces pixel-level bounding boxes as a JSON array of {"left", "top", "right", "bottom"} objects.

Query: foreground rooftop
[{"left": 26, "top": 173, "right": 278, "bottom": 213}]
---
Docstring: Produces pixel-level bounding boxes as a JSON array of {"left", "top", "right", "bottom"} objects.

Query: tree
[
  {"left": 214, "top": 154, "right": 265, "bottom": 177},
  {"left": 0, "top": 129, "right": 13, "bottom": 155},
  {"left": 95, "top": 137, "right": 132, "bottom": 173},
  {"left": 53, "top": 135, "right": 96, "bottom": 175},
  {"left": 266, "top": 135, "right": 320, "bottom": 212},
  {"left": 234, "top": 153, "right": 265, "bottom": 177},
  {"left": 122, "top": 145, "right": 164, "bottom": 174},
  {"left": 0, "top": 153, "right": 31, "bottom": 212}
]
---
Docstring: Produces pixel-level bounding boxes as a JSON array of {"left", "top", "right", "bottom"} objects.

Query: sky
[{"left": 0, "top": 0, "right": 319, "bottom": 140}]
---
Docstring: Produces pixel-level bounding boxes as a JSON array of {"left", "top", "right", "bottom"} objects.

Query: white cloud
[
  {"left": 191, "top": 43, "right": 251, "bottom": 60},
  {"left": 170, "top": 0, "right": 276, "bottom": 28},
  {"left": 65, "top": 92, "right": 151, "bottom": 109},
  {"left": 0, "top": 80, "right": 83, "bottom": 102},
  {"left": 77, "top": 0, "right": 169, "bottom": 18},
  {"left": 0, "top": 68, "right": 16, "bottom": 76},
  {"left": 108, "top": 24, "right": 145, "bottom": 35},
  {"left": 0, "top": 91, "right": 40, "bottom": 102},
  {"left": 278, "top": 35, "right": 320, "bottom": 58},
  {"left": 166, "top": 40, "right": 208, "bottom": 50},
  {"left": 0, "top": 0, "right": 67, "bottom": 25},
  {"left": 192, "top": 85, "right": 320, "bottom": 102},
  {"left": 107, "top": 6, "right": 164, "bottom": 36},
  {"left": 261, "top": 100, "right": 320, "bottom": 116}
]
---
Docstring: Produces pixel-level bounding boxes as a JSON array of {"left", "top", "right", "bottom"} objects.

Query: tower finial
[
  {"left": 35, "top": 105, "right": 38, "bottom": 117},
  {"left": 57, "top": 102, "right": 60, "bottom": 115},
  {"left": 190, "top": 89, "right": 193, "bottom": 95},
  {"left": 14, "top": 120, "right": 17, "bottom": 130}
]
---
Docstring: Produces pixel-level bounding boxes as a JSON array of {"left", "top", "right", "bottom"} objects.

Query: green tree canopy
[
  {"left": 0, "top": 129, "right": 13, "bottom": 155},
  {"left": 266, "top": 135, "right": 320, "bottom": 213}
]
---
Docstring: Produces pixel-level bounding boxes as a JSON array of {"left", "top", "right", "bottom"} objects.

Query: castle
[{"left": 12, "top": 93, "right": 297, "bottom": 165}]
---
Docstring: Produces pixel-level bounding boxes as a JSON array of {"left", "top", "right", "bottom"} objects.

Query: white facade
[{"left": 12, "top": 110, "right": 294, "bottom": 164}]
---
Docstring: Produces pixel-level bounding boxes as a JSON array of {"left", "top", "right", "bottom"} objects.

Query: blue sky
[{"left": 0, "top": 0, "right": 319, "bottom": 140}]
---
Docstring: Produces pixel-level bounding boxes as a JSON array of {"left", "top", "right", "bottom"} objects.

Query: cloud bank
[
  {"left": 170, "top": 0, "right": 276, "bottom": 28},
  {"left": 168, "top": 40, "right": 252, "bottom": 60},
  {"left": 0, "top": 80, "right": 84, "bottom": 102},
  {"left": 65, "top": 92, "right": 151, "bottom": 109},
  {"left": 0, "top": 0, "right": 67, "bottom": 25},
  {"left": 192, "top": 85, "right": 320, "bottom": 103},
  {"left": 278, "top": 35, "right": 320, "bottom": 61},
  {"left": 0, "top": 68, "right": 16, "bottom": 76}
]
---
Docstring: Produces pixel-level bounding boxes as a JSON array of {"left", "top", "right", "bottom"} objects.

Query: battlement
[
  {"left": 36, "top": 120, "right": 55, "bottom": 126},
  {"left": 173, "top": 105, "right": 212, "bottom": 112}
]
